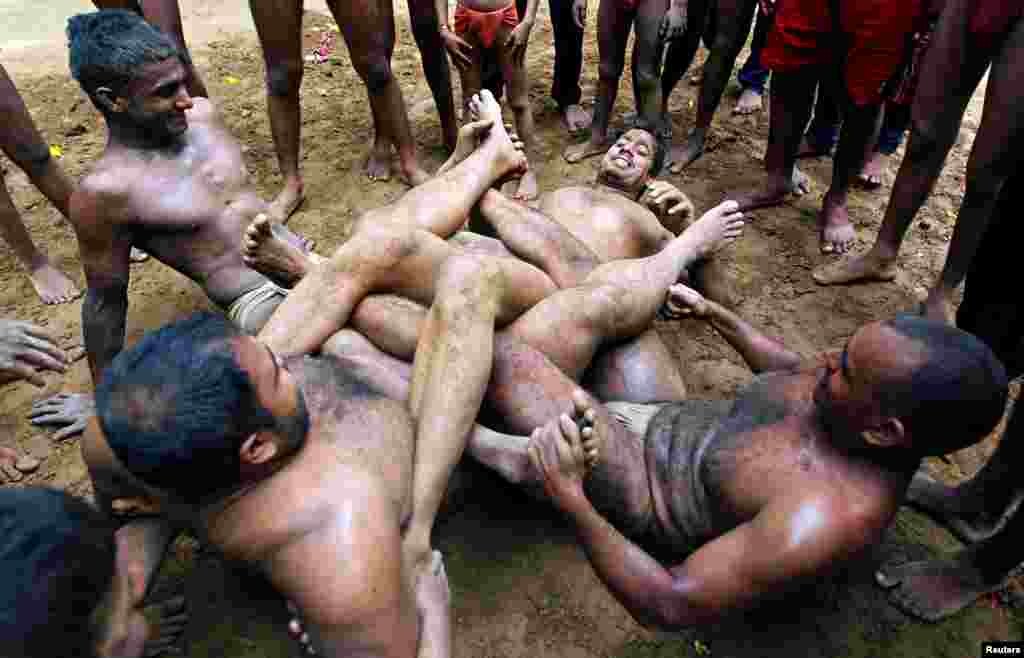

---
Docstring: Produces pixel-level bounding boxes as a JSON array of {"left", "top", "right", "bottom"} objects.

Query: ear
[
  {"left": 863, "top": 418, "right": 907, "bottom": 449},
  {"left": 95, "top": 86, "right": 127, "bottom": 114},
  {"left": 239, "top": 431, "right": 280, "bottom": 466}
]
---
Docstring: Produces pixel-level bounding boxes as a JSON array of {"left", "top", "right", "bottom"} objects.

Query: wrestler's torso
[
  {"left": 540, "top": 186, "right": 672, "bottom": 262},
  {"left": 83, "top": 99, "right": 270, "bottom": 305},
  {"left": 646, "top": 369, "right": 906, "bottom": 552}
]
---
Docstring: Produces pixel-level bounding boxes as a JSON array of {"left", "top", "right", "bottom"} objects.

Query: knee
[
  {"left": 354, "top": 54, "right": 393, "bottom": 94},
  {"left": 506, "top": 87, "right": 531, "bottom": 114},
  {"left": 904, "top": 118, "right": 952, "bottom": 167},
  {"left": 265, "top": 59, "right": 303, "bottom": 97},
  {"left": 435, "top": 254, "right": 504, "bottom": 318},
  {"left": 581, "top": 283, "right": 632, "bottom": 334},
  {"left": 322, "top": 328, "right": 378, "bottom": 359},
  {"left": 633, "top": 66, "right": 660, "bottom": 96}
]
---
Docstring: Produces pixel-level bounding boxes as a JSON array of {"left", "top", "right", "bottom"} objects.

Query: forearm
[
  {"left": 563, "top": 494, "right": 694, "bottom": 629},
  {"left": 523, "top": 0, "right": 540, "bottom": 25},
  {"left": 702, "top": 300, "right": 801, "bottom": 373},
  {"left": 435, "top": 0, "right": 449, "bottom": 29},
  {"left": 83, "top": 286, "right": 128, "bottom": 384},
  {"left": 113, "top": 518, "right": 177, "bottom": 606}
]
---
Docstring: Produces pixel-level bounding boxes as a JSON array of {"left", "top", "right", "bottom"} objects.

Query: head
[
  {"left": 597, "top": 129, "right": 664, "bottom": 193},
  {"left": 0, "top": 487, "right": 116, "bottom": 658},
  {"left": 67, "top": 10, "right": 191, "bottom": 141},
  {"left": 814, "top": 314, "right": 1008, "bottom": 458},
  {"left": 96, "top": 312, "right": 310, "bottom": 503}
]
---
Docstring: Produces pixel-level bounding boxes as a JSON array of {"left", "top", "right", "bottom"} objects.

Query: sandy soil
[{"left": 1, "top": 1, "right": 1021, "bottom": 656}]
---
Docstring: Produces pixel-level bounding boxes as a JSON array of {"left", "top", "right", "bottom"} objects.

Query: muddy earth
[{"left": 1, "top": 1, "right": 1021, "bottom": 656}]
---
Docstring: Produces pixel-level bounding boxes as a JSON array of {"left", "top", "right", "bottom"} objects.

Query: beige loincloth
[{"left": 224, "top": 280, "right": 288, "bottom": 335}]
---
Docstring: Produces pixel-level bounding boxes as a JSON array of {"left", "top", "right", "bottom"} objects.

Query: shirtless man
[
  {"left": 438, "top": 0, "right": 542, "bottom": 199},
  {"left": 249, "top": 0, "right": 432, "bottom": 217},
  {"left": 562, "top": 0, "right": 686, "bottom": 164},
  {"left": 82, "top": 104, "right": 744, "bottom": 655},
  {"left": 91, "top": 0, "right": 208, "bottom": 98},
  {"left": 810, "top": 0, "right": 1024, "bottom": 323},
  {"left": 735, "top": 0, "right": 925, "bottom": 254},
  {"left": 27, "top": 11, "right": 312, "bottom": 439},
  {"left": 0, "top": 63, "right": 81, "bottom": 305}
]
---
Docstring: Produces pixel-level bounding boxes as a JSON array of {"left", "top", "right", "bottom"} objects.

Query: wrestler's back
[{"left": 80, "top": 98, "right": 270, "bottom": 305}]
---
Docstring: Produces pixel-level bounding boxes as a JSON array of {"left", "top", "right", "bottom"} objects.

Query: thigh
[
  {"left": 583, "top": 330, "right": 688, "bottom": 403},
  {"left": 248, "top": 0, "right": 304, "bottom": 66},
  {"left": 597, "top": 0, "right": 634, "bottom": 71},
  {"left": 329, "top": 0, "right": 396, "bottom": 60},
  {"left": 711, "top": 0, "right": 757, "bottom": 53},
  {"left": 631, "top": 0, "right": 670, "bottom": 74}
]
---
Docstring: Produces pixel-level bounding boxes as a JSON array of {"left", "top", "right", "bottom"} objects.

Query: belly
[{"left": 458, "top": 0, "right": 514, "bottom": 12}]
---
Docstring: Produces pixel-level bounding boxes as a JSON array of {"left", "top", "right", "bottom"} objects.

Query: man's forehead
[
  {"left": 622, "top": 129, "right": 656, "bottom": 147},
  {"left": 126, "top": 57, "right": 185, "bottom": 93}
]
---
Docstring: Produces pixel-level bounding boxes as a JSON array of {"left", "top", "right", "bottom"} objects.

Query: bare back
[{"left": 78, "top": 98, "right": 270, "bottom": 305}]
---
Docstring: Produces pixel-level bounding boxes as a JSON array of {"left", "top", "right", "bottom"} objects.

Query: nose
[{"left": 175, "top": 87, "right": 193, "bottom": 110}]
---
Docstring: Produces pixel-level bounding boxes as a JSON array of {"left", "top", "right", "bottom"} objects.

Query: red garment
[
  {"left": 969, "top": 0, "right": 1023, "bottom": 37},
  {"left": 454, "top": 2, "right": 519, "bottom": 48},
  {"left": 762, "top": 0, "right": 924, "bottom": 106}
]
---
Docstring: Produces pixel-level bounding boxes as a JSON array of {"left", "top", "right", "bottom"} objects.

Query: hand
[
  {"left": 758, "top": 0, "right": 775, "bottom": 16},
  {"left": 440, "top": 27, "right": 473, "bottom": 70},
  {"left": 528, "top": 412, "right": 588, "bottom": 511},
  {"left": 28, "top": 392, "right": 95, "bottom": 441},
  {"left": 505, "top": 20, "right": 533, "bottom": 66},
  {"left": 641, "top": 180, "right": 694, "bottom": 217},
  {"left": 571, "top": 0, "right": 587, "bottom": 29},
  {"left": 659, "top": 283, "right": 710, "bottom": 320},
  {"left": 659, "top": 6, "right": 686, "bottom": 41},
  {"left": 0, "top": 319, "right": 67, "bottom": 387}
]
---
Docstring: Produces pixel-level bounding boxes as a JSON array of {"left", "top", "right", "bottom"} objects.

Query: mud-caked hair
[
  {"left": 879, "top": 314, "right": 1008, "bottom": 456},
  {"left": 0, "top": 487, "right": 115, "bottom": 658},
  {"left": 67, "top": 10, "right": 182, "bottom": 105},
  {"left": 95, "top": 312, "right": 279, "bottom": 503}
]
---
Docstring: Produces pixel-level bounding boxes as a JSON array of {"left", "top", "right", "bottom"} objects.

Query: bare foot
[
  {"left": 857, "top": 151, "right": 887, "bottom": 190},
  {"left": 469, "top": 91, "right": 528, "bottom": 179},
  {"left": 571, "top": 389, "right": 602, "bottom": 471},
  {"left": 812, "top": 248, "right": 899, "bottom": 285},
  {"left": 920, "top": 288, "right": 956, "bottom": 325},
  {"left": 876, "top": 552, "right": 1007, "bottom": 622},
  {"left": 733, "top": 174, "right": 802, "bottom": 212},
  {"left": 819, "top": 198, "right": 856, "bottom": 254},
  {"left": 797, "top": 134, "right": 833, "bottom": 159},
  {"left": 733, "top": 88, "right": 763, "bottom": 115},
  {"left": 399, "top": 160, "right": 431, "bottom": 187},
  {"left": 563, "top": 136, "right": 611, "bottom": 164},
  {"left": 904, "top": 471, "right": 1024, "bottom": 544},
  {"left": 129, "top": 248, "right": 150, "bottom": 263},
  {"left": 28, "top": 261, "right": 81, "bottom": 305},
  {"left": 365, "top": 138, "right": 392, "bottom": 182},
  {"left": 267, "top": 177, "right": 306, "bottom": 224},
  {"left": 791, "top": 168, "right": 811, "bottom": 197},
  {"left": 512, "top": 169, "right": 539, "bottom": 202},
  {"left": 242, "top": 214, "right": 314, "bottom": 287},
  {"left": 686, "top": 200, "right": 746, "bottom": 259},
  {"left": 667, "top": 129, "right": 707, "bottom": 173},
  {"left": 0, "top": 445, "right": 40, "bottom": 483},
  {"left": 437, "top": 118, "right": 496, "bottom": 175},
  {"left": 561, "top": 104, "right": 592, "bottom": 136}
]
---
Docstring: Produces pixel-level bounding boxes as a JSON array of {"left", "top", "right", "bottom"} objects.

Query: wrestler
[
  {"left": 657, "top": 0, "right": 759, "bottom": 172},
  {"left": 28, "top": 11, "right": 312, "bottom": 439},
  {"left": 810, "top": 0, "right": 1024, "bottom": 323},
  {"left": 0, "top": 487, "right": 187, "bottom": 658},
  {"left": 0, "top": 317, "right": 68, "bottom": 482},
  {"left": 91, "top": 0, "right": 208, "bottom": 98},
  {"left": 0, "top": 63, "right": 81, "bottom": 305},
  {"left": 249, "top": 0, "right": 432, "bottom": 217},
  {"left": 438, "top": 0, "right": 542, "bottom": 199},
  {"left": 874, "top": 167, "right": 1024, "bottom": 622},
  {"left": 735, "top": 0, "right": 925, "bottom": 254},
  {"left": 562, "top": 0, "right": 686, "bottom": 164}
]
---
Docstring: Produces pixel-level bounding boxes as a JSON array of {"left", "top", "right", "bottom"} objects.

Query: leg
[
  {"left": 877, "top": 402, "right": 1024, "bottom": 621},
  {"left": 549, "top": 0, "right": 590, "bottom": 134},
  {"left": 733, "top": 69, "right": 817, "bottom": 210},
  {"left": 630, "top": 0, "right": 670, "bottom": 137},
  {"left": 811, "top": 0, "right": 994, "bottom": 286},
  {"left": 329, "top": 0, "right": 430, "bottom": 186},
  {"left": 248, "top": 0, "right": 306, "bottom": 222},
  {"left": 564, "top": 0, "right": 633, "bottom": 163},
  {"left": 658, "top": 0, "right": 710, "bottom": 115},
  {"left": 857, "top": 101, "right": 910, "bottom": 189},
  {"left": 668, "top": 0, "right": 758, "bottom": 172},
  {"left": 734, "top": 5, "right": 771, "bottom": 115},
  {"left": 583, "top": 330, "right": 687, "bottom": 402},
  {"left": 494, "top": 24, "right": 539, "bottom": 201},
  {"left": 797, "top": 83, "right": 842, "bottom": 157},
  {"left": 406, "top": 0, "right": 459, "bottom": 151},
  {"left": 138, "top": 0, "right": 209, "bottom": 98}
]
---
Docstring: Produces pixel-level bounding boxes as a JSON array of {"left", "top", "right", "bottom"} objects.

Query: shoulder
[{"left": 73, "top": 163, "right": 134, "bottom": 227}]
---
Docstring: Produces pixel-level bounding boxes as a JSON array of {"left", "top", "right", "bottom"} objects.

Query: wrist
[{"left": 553, "top": 483, "right": 588, "bottom": 514}]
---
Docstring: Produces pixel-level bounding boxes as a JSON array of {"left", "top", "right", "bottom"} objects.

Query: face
[
  {"left": 599, "top": 129, "right": 656, "bottom": 189},
  {"left": 115, "top": 58, "right": 192, "bottom": 139},
  {"left": 233, "top": 336, "right": 310, "bottom": 451}
]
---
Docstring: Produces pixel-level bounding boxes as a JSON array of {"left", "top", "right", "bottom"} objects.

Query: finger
[
  {"left": 17, "top": 348, "right": 67, "bottom": 374},
  {"left": 54, "top": 421, "right": 86, "bottom": 441},
  {"left": 18, "top": 322, "right": 60, "bottom": 344},
  {"left": 1, "top": 462, "right": 23, "bottom": 483},
  {"left": 5, "top": 361, "right": 43, "bottom": 386}
]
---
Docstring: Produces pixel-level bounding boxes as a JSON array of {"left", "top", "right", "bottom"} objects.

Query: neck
[
  {"left": 594, "top": 175, "right": 642, "bottom": 201},
  {"left": 106, "top": 119, "right": 185, "bottom": 152}
]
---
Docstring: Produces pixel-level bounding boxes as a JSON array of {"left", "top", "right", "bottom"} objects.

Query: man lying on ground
[
  {"left": 28, "top": 10, "right": 315, "bottom": 438},
  {"left": 81, "top": 105, "right": 744, "bottom": 656}
]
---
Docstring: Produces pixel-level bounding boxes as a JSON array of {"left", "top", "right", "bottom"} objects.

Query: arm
[
  {"left": 638, "top": 180, "right": 695, "bottom": 238},
  {"left": 437, "top": 0, "right": 472, "bottom": 69},
  {"left": 662, "top": 285, "right": 802, "bottom": 373},
  {"left": 0, "top": 319, "right": 67, "bottom": 386}
]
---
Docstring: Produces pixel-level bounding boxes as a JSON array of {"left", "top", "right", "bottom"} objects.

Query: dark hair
[
  {"left": 0, "top": 487, "right": 115, "bottom": 657},
  {"left": 96, "top": 312, "right": 277, "bottom": 502},
  {"left": 629, "top": 127, "right": 666, "bottom": 177},
  {"left": 880, "top": 314, "right": 1008, "bottom": 456},
  {"left": 67, "top": 10, "right": 182, "bottom": 102}
]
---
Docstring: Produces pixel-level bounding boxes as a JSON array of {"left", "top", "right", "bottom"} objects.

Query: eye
[{"left": 156, "top": 83, "right": 179, "bottom": 98}]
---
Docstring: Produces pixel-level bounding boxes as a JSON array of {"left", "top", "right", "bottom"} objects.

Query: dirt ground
[{"left": 1, "top": 1, "right": 1021, "bottom": 656}]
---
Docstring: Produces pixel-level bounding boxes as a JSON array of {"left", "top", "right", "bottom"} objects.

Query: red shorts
[
  {"left": 454, "top": 2, "right": 519, "bottom": 49},
  {"left": 763, "top": 0, "right": 924, "bottom": 106}
]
